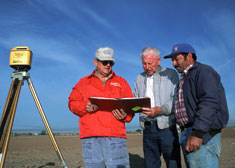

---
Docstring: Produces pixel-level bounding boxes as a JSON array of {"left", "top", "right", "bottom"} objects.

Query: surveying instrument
[{"left": 0, "top": 47, "right": 67, "bottom": 168}]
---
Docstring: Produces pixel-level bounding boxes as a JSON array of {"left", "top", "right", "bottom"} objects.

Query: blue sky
[{"left": 0, "top": 0, "right": 234, "bottom": 132}]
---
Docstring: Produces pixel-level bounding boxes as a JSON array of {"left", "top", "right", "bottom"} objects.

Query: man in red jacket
[{"left": 68, "top": 47, "right": 134, "bottom": 168}]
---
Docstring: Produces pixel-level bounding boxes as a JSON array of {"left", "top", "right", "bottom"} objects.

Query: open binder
[{"left": 88, "top": 97, "right": 151, "bottom": 113}]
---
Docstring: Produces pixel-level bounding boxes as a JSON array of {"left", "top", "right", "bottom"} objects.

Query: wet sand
[{"left": 4, "top": 127, "right": 235, "bottom": 168}]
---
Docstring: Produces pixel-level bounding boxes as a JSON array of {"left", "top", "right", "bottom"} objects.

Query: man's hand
[
  {"left": 186, "top": 136, "right": 203, "bottom": 152},
  {"left": 142, "top": 107, "right": 162, "bottom": 118},
  {"left": 86, "top": 102, "right": 98, "bottom": 113},
  {"left": 112, "top": 109, "right": 127, "bottom": 120}
]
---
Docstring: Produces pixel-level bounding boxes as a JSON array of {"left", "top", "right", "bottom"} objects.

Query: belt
[
  {"left": 179, "top": 122, "right": 193, "bottom": 131},
  {"left": 144, "top": 121, "right": 157, "bottom": 126},
  {"left": 179, "top": 123, "right": 221, "bottom": 137}
]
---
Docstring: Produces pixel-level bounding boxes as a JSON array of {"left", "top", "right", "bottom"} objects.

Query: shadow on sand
[
  {"left": 129, "top": 153, "right": 144, "bottom": 168},
  {"left": 38, "top": 162, "right": 55, "bottom": 168}
]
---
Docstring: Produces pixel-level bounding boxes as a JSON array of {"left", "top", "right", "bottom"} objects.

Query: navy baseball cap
[{"left": 164, "top": 43, "right": 196, "bottom": 59}]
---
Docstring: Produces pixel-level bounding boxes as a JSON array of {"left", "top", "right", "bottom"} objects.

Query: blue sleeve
[{"left": 192, "top": 66, "right": 221, "bottom": 134}]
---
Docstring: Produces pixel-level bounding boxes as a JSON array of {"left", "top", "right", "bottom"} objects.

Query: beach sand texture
[{"left": 3, "top": 127, "right": 235, "bottom": 168}]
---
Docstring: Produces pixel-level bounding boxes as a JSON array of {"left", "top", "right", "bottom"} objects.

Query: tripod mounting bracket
[{"left": 11, "top": 71, "right": 30, "bottom": 81}]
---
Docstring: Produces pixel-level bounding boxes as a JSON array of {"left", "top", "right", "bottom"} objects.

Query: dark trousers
[{"left": 143, "top": 121, "right": 181, "bottom": 168}]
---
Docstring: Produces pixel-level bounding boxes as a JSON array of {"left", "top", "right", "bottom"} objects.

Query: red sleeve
[
  {"left": 120, "top": 78, "right": 135, "bottom": 123},
  {"left": 68, "top": 80, "right": 87, "bottom": 117}
]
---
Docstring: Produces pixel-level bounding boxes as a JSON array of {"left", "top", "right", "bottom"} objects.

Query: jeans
[
  {"left": 179, "top": 127, "right": 221, "bottom": 168},
  {"left": 143, "top": 122, "right": 181, "bottom": 168},
  {"left": 82, "top": 137, "right": 129, "bottom": 168}
]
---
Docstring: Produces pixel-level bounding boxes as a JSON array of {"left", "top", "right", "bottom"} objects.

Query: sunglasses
[{"left": 97, "top": 59, "right": 115, "bottom": 66}]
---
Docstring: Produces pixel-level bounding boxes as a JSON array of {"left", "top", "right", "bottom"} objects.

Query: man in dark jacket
[{"left": 164, "top": 43, "right": 229, "bottom": 168}]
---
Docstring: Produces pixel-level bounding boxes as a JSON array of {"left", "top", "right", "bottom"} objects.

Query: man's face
[
  {"left": 142, "top": 53, "right": 161, "bottom": 76},
  {"left": 94, "top": 59, "right": 114, "bottom": 77},
  {"left": 172, "top": 54, "right": 191, "bottom": 73}
]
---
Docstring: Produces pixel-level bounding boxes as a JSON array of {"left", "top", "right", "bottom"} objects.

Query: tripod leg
[
  {"left": 0, "top": 80, "right": 15, "bottom": 148},
  {"left": 26, "top": 77, "right": 67, "bottom": 168},
  {"left": 0, "top": 80, "right": 23, "bottom": 168}
]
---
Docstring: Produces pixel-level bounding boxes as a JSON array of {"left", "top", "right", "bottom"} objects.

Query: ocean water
[
  {"left": 11, "top": 120, "right": 235, "bottom": 135},
  {"left": 12, "top": 125, "right": 141, "bottom": 134},
  {"left": 12, "top": 128, "right": 79, "bottom": 134}
]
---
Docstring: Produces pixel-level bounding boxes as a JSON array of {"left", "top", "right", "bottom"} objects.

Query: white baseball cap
[{"left": 95, "top": 47, "right": 114, "bottom": 61}]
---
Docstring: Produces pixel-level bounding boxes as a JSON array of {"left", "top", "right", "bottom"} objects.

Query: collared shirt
[
  {"left": 175, "top": 64, "right": 193, "bottom": 126},
  {"left": 145, "top": 75, "right": 155, "bottom": 107},
  {"left": 94, "top": 71, "right": 112, "bottom": 84}
]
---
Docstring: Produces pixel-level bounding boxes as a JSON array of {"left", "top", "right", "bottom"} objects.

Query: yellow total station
[{"left": 9, "top": 46, "right": 32, "bottom": 71}]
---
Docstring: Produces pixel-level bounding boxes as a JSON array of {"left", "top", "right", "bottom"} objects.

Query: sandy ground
[{"left": 3, "top": 127, "right": 235, "bottom": 168}]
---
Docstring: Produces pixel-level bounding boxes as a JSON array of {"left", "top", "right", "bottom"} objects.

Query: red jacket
[{"left": 68, "top": 70, "right": 134, "bottom": 138}]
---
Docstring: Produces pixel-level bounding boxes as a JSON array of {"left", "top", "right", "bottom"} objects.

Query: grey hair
[{"left": 141, "top": 47, "right": 160, "bottom": 59}]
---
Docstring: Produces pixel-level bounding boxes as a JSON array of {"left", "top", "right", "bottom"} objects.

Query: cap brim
[
  {"left": 96, "top": 57, "right": 115, "bottom": 61},
  {"left": 163, "top": 54, "right": 174, "bottom": 59},
  {"left": 98, "top": 58, "right": 115, "bottom": 61}
]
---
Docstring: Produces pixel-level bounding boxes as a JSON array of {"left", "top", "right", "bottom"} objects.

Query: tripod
[{"left": 0, "top": 71, "right": 67, "bottom": 168}]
